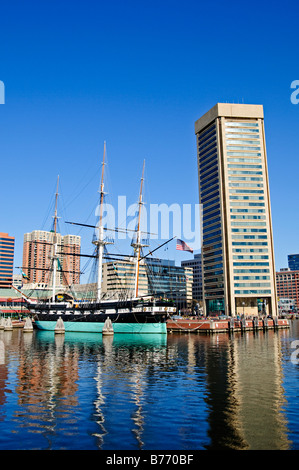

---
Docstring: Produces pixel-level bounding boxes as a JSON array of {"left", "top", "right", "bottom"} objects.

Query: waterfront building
[
  {"left": 0, "top": 287, "right": 27, "bottom": 315},
  {"left": 181, "top": 253, "right": 203, "bottom": 302},
  {"left": 22, "top": 230, "right": 81, "bottom": 287},
  {"left": 12, "top": 274, "right": 22, "bottom": 289},
  {"left": 102, "top": 258, "right": 193, "bottom": 310},
  {"left": 146, "top": 258, "right": 193, "bottom": 311},
  {"left": 276, "top": 268, "right": 299, "bottom": 312},
  {"left": 278, "top": 298, "right": 297, "bottom": 315},
  {"left": 0, "top": 232, "right": 15, "bottom": 288},
  {"left": 288, "top": 254, "right": 299, "bottom": 271},
  {"left": 102, "top": 258, "right": 149, "bottom": 298},
  {"left": 195, "top": 103, "right": 277, "bottom": 317}
]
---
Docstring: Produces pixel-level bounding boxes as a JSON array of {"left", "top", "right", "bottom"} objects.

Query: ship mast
[
  {"left": 133, "top": 160, "right": 145, "bottom": 298},
  {"left": 52, "top": 175, "right": 60, "bottom": 302},
  {"left": 93, "top": 142, "right": 107, "bottom": 303}
]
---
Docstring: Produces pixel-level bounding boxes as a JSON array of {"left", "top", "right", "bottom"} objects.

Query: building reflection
[
  {"left": 172, "top": 330, "right": 291, "bottom": 450},
  {"left": 0, "top": 327, "right": 293, "bottom": 450}
]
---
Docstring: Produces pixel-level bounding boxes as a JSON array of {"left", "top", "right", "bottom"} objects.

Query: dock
[
  {"left": 166, "top": 317, "right": 290, "bottom": 334},
  {"left": 0, "top": 317, "right": 291, "bottom": 334}
]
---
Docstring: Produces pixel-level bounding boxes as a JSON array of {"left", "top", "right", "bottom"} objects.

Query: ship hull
[
  {"left": 34, "top": 319, "right": 167, "bottom": 334},
  {"left": 28, "top": 299, "right": 174, "bottom": 334}
]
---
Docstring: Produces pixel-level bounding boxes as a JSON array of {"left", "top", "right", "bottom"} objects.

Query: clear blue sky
[{"left": 0, "top": 0, "right": 299, "bottom": 276}]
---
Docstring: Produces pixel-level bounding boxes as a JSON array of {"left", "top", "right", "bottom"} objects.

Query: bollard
[
  {"left": 252, "top": 317, "right": 259, "bottom": 330},
  {"left": 23, "top": 317, "right": 34, "bottom": 333},
  {"left": 102, "top": 317, "right": 114, "bottom": 336},
  {"left": 229, "top": 317, "right": 235, "bottom": 332},
  {"left": 54, "top": 317, "right": 65, "bottom": 334},
  {"left": 4, "top": 318, "right": 13, "bottom": 331}
]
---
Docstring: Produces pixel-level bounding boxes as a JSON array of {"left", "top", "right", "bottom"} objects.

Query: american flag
[{"left": 176, "top": 239, "right": 193, "bottom": 253}]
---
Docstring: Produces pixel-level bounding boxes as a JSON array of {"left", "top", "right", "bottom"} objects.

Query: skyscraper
[
  {"left": 0, "top": 232, "right": 15, "bottom": 288},
  {"left": 181, "top": 253, "right": 203, "bottom": 302},
  {"left": 288, "top": 254, "right": 299, "bottom": 271},
  {"left": 22, "top": 230, "right": 81, "bottom": 287},
  {"left": 195, "top": 103, "right": 277, "bottom": 317}
]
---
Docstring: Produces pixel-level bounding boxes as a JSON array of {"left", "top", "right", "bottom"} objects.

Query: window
[
  {"left": 226, "top": 145, "right": 261, "bottom": 150},
  {"left": 226, "top": 133, "right": 260, "bottom": 139},
  {"left": 227, "top": 141, "right": 261, "bottom": 146},
  {"left": 234, "top": 290, "right": 272, "bottom": 294},
  {"left": 234, "top": 282, "right": 271, "bottom": 287},
  {"left": 232, "top": 228, "right": 267, "bottom": 232},
  {"left": 229, "top": 176, "right": 263, "bottom": 181},
  {"left": 201, "top": 186, "right": 219, "bottom": 199},
  {"left": 230, "top": 196, "right": 264, "bottom": 200},
  {"left": 229, "top": 170, "right": 263, "bottom": 175},
  {"left": 230, "top": 202, "right": 265, "bottom": 207},
  {"left": 198, "top": 124, "right": 216, "bottom": 141},
  {"left": 231, "top": 208, "right": 265, "bottom": 213},
  {"left": 225, "top": 122, "right": 259, "bottom": 127},
  {"left": 231, "top": 214, "right": 266, "bottom": 220},
  {"left": 202, "top": 225, "right": 222, "bottom": 236},
  {"left": 203, "top": 217, "right": 221, "bottom": 228},
  {"left": 201, "top": 193, "right": 219, "bottom": 204},
  {"left": 228, "top": 158, "right": 261, "bottom": 163},
  {"left": 229, "top": 182, "right": 264, "bottom": 188},
  {"left": 228, "top": 164, "right": 262, "bottom": 169},
  {"left": 233, "top": 255, "right": 269, "bottom": 260},
  {"left": 233, "top": 248, "right": 268, "bottom": 253},
  {"left": 234, "top": 268, "right": 270, "bottom": 273},
  {"left": 229, "top": 189, "right": 264, "bottom": 194},
  {"left": 231, "top": 222, "right": 266, "bottom": 227},
  {"left": 233, "top": 262, "right": 269, "bottom": 266}
]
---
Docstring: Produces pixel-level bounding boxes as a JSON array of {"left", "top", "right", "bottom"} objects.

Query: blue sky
[{"left": 0, "top": 0, "right": 299, "bottom": 277}]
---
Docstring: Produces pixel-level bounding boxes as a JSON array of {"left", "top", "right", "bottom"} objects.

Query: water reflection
[{"left": 0, "top": 325, "right": 297, "bottom": 450}]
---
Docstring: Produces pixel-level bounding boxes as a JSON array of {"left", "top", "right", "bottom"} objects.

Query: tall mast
[
  {"left": 52, "top": 175, "right": 60, "bottom": 302},
  {"left": 94, "top": 142, "right": 106, "bottom": 303},
  {"left": 134, "top": 160, "right": 145, "bottom": 298}
]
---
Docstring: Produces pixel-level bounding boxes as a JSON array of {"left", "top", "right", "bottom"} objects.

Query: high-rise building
[
  {"left": 0, "top": 232, "right": 15, "bottom": 288},
  {"left": 181, "top": 253, "right": 203, "bottom": 302},
  {"left": 22, "top": 230, "right": 81, "bottom": 287},
  {"left": 276, "top": 268, "right": 299, "bottom": 312},
  {"left": 195, "top": 103, "right": 277, "bottom": 317},
  {"left": 288, "top": 254, "right": 299, "bottom": 271}
]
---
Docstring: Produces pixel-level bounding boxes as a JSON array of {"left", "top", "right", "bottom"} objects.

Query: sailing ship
[{"left": 18, "top": 144, "right": 176, "bottom": 333}]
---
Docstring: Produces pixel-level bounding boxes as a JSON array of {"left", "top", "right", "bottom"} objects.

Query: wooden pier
[{"left": 167, "top": 317, "right": 290, "bottom": 334}]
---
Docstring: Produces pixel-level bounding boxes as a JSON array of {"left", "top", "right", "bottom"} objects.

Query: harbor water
[{"left": 0, "top": 320, "right": 299, "bottom": 450}]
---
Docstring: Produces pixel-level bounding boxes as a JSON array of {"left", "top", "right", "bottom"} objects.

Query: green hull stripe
[{"left": 34, "top": 320, "right": 167, "bottom": 334}]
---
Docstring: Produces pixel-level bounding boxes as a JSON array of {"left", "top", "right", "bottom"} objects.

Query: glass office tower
[
  {"left": 195, "top": 103, "right": 277, "bottom": 317},
  {"left": 288, "top": 254, "right": 299, "bottom": 271}
]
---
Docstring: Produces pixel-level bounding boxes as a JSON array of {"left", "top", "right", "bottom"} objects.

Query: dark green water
[{"left": 0, "top": 321, "right": 298, "bottom": 450}]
